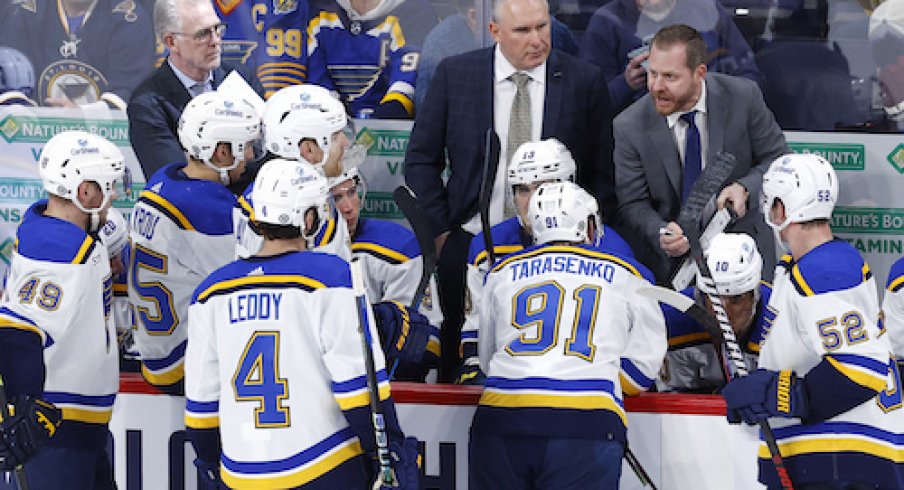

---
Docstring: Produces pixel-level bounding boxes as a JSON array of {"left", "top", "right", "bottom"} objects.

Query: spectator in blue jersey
[
  {"left": 456, "top": 139, "right": 633, "bottom": 385},
  {"left": 579, "top": 0, "right": 763, "bottom": 113},
  {"left": 0, "top": 0, "right": 155, "bottom": 109},
  {"left": 306, "top": 0, "right": 439, "bottom": 119},
  {"left": 657, "top": 232, "right": 771, "bottom": 393},
  {"left": 0, "top": 46, "right": 38, "bottom": 106},
  {"left": 415, "top": 0, "right": 579, "bottom": 108},
  {"left": 128, "top": 0, "right": 262, "bottom": 187}
]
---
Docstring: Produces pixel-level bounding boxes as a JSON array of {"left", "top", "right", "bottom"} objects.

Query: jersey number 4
[
  {"left": 506, "top": 281, "right": 600, "bottom": 362},
  {"left": 233, "top": 331, "right": 290, "bottom": 428}
]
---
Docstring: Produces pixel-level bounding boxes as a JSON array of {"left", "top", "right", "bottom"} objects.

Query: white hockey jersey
[
  {"left": 185, "top": 250, "right": 392, "bottom": 488},
  {"left": 349, "top": 218, "right": 441, "bottom": 348},
  {"left": 475, "top": 244, "right": 666, "bottom": 441},
  {"left": 757, "top": 241, "right": 904, "bottom": 489},
  {"left": 881, "top": 256, "right": 904, "bottom": 361},
  {"left": 4, "top": 201, "right": 118, "bottom": 426},
  {"left": 129, "top": 164, "right": 237, "bottom": 388}
]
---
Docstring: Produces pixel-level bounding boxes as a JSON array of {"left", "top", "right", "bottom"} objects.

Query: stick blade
[
  {"left": 393, "top": 185, "right": 437, "bottom": 308},
  {"left": 676, "top": 151, "right": 738, "bottom": 231},
  {"left": 636, "top": 285, "right": 723, "bottom": 339}
]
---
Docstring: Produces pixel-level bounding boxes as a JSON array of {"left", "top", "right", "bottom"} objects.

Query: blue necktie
[{"left": 680, "top": 110, "right": 701, "bottom": 205}]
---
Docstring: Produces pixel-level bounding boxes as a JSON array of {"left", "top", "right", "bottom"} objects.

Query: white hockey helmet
[
  {"left": 98, "top": 207, "right": 129, "bottom": 258},
  {"left": 761, "top": 153, "right": 837, "bottom": 233},
  {"left": 528, "top": 181, "right": 601, "bottom": 245},
  {"left": 177, "top": 91, "right": 261, "bottom": 185},
  {"left": 38, "top": 130, "right": 127, "bottom": 231},
  {"left": 262, "top": 84, "right": 348, "bottom": 165},
  {"left": 252, "top": 158, "right": 331, "bottom": 241},
  {"left": 508, "top": 138, "right": 577, "bottom": 186},
  {"left": 698, "top": 232, "right": 762, "bottom": 296}
]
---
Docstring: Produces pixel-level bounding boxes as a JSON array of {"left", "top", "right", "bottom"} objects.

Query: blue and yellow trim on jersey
[
  {"left": 480, "top": 377, "right": 627, "bottom": 425},
  {"left": 221, "top": 427, "right": 364, "bottom": 489},
  {"left": 44, "top": 391, "right": 116, "bottom": 424},
  {"left": 825, "top": 354, "right": 890, "bottom": 393},
  {"left": 316, "top": 218, "right": 338, "bottom": 248},
  {"left": 258, "top": 61, "right": 307, "bottom": 98},
  {"left": 619, "top": 359, "right": 655, "bottom": 396},
  {"left": 185, "top": 399, "right": 220, "bottom": 429},
  {"left": 351, "top": 242, "right": 410, "bottom": 265},
  {"left": 141, "top": 339, "right": 187, "bottom": 386},
  {"left": 472, "top": 245, "right": 524, "bottom": 268},
  {"left": 72, "top": 236, "right": 99, "bottom": 264},
  {"left": 332, "top": 370, "right": 391, "bottom": 410},
  {"left": 196, "top": 275, "right": 326, "bottom": 304},
  {"left": 491, "top": 245, "right": 643, "bottom": 279},
  {"left": 0, "top": 307, "right": 44, "bottom": 342},
  {"left": 138, "top": 190, "right": 195, "bottom": 231},
  {"left": 237, "top": 194, "right": 254, "bottom": 221},
  {"left": 757, "top": 421, "right": 904, "bottom": 462}
]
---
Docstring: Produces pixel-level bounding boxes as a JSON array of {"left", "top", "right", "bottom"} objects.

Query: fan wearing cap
[
  {"left": 325, "top": 167, "right": 442, "bottom": 381},
  {"left": 128, "top": 91, "right": 261, "bottom": 395},
  {"left": 0, "top": 130, "right": 129, "bottom": 487},
  {"left": 657, "top": 232, "right": 772, "bottom": 393}
]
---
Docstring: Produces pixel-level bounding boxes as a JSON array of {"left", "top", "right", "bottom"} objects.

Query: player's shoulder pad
[
  {"left": 468, "top": 218, "right": 524, "bottom": 266},
  {"left": 580, "top": 243, "right": 655, "bottom": 283},
  {"left": 886, "top": 256, "right": 904, "bottom": 292},
  {"left": 193, "top": 251, "right": 352, "bottom": 304},
  {"left": 790, "top": 239, "right": 871, "bottom": 296},
  {"left": 352, "top": 219, "right": 419, "bottom": 263},
  {"left": 111, "top": 0, "right": 143, "bottom": 22},
  {"left": 598, "top": 224, "right": 636, "bottom": 259},
  {"left": 16, "top": 201, "right": 100, "bottom": 264},
  {"left": 138, "top": 163, "right": 236, "bottom": 235}
]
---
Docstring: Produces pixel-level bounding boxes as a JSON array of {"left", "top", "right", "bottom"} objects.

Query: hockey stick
[
  {"left": 392, "top": 186, "right": 437, "bottom": 311},
  {"left": 670, "top": 208, "right": 736, "bottom": 291},
  {"left": 0, "top": 373, "right": 29, "bottom": 490},
  {"left": 624, "top": 444, "right": 657, "bottom": 489},
  {"left": 350, "top": 258, "right": 397, "bottom": 489},
  {"left": 676, "top": 153, "right": 796, "bottom": 490},
  {"left": 478, "top": 129, "right": 501, "bottom": 266}
]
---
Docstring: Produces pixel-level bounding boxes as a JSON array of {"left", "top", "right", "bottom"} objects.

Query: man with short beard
[{"left": 613, "top": 23, "right": 787, "bottom": 285}]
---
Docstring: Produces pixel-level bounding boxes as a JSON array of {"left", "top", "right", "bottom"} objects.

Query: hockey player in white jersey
[
  {"left": 328, "top": 168, "right": 441, "bottom": 381},
  {"left": 722, "top": 153, "right": 904, "bottom": 489},
  {"left": 456, "top": 139, "right": 634, "bottom": 385},
  {"left": 470, "top": 181, "right": 665, "bottom": 489},
  {"left": 234, "top": 83, "right": 353, "bottom": 260},
  {"left": 659, "top": 232, "right": 772, "bottom": 392},
  {"left": 880, "top": 259, "right": 904, "bottom": 379},
  {"left": 97, "top": 207, "right": 139, "bottom": 370},
  {"left": 129, "top": 91, "right": 260, "bottom": 394},
  {"left": 185, "top": 159, "right": 419, "bottom": 489},
  {"left": 1, "top": 130, "right": 127, "bottom": 488}
]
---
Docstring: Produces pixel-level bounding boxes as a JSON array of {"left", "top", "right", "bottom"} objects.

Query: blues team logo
[
  {"left": 38, "top": 60, "right": 108, "bottom": 106},
  {"left": 273, "top": 0, "right": 297, "bottom": 14}
]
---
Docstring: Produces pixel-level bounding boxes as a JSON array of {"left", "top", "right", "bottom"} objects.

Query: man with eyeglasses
[
  {"left": 0, "top": 0, "right": 155, "bottom": 108},
  {"left": 128, "top": 0, "right": 262, "bottom": 190}
]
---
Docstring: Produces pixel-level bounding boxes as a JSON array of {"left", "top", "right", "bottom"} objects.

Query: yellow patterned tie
[{"left": 505, "top": 72, "right": 531, "bottom": 219}]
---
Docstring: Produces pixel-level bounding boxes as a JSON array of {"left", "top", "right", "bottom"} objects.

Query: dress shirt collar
[
  {"left": 167, "top": 58, "right": 214, "bottom": 93},
  {"left": 493, "top": 45, "right": 546, "bottom": 87},
  {"left": 666, "top": 78, "right": 707, "bottom": 129}
]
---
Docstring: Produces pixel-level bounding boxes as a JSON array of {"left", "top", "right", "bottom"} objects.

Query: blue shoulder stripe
[
  {"left": 790, "top": 240, "right": 870, "bottom": 296},
  {"left": 144, "top": 165, "right": 236, "bottom": 235},
  {"left": 354, "top": 219, "right": 419, "bottom": 259},
  {"left": 16, "top": 202, "right": 100, "bottom": 263}
]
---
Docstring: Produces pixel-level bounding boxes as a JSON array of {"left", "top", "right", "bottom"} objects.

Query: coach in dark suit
[
  {"left": 614, "top": 24, "right": 788, "bottom": 284},
  {"left": 129, "top": 0, "right": 258, "bottom": 189},
  {"left": 404, "top": 0, "right": 614, "bottom": 381}
]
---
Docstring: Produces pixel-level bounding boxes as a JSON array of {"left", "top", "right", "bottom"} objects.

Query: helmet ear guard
[
  {"left": 528, "top": 181, "right": 601, "bottom": 246},
  {"left": 178, "top": 92, "right": 261, "bottom": 185}
]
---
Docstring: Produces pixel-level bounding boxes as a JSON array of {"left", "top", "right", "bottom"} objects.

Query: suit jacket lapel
[
  {"left": 160, "top": 60, "right": 193, "bottom": 109},
  {"left": 648, "top": 104, "right": 682, "bottom": 196},
  {"left": 541, "top": 51, "right": 563, "bottom": 137},
  {"left": 705, "top": 75, "right": 726, "bottom": 164}
]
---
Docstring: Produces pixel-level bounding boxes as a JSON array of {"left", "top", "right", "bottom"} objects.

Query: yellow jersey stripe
[
  {"left": 352, "top": 242, "right": 410, "bottom": 264},
  {"left": 380, "top": 92, "right": 414, "bottom": 116},
  {"left": 62, "top": 407, "right": 113, "bottom": 424},
  {"left": 473, "top": 245, "right": 523, "bottom": 266},
  {"left": 140, "top": 191, "right": 195, "bottom": 231},
  {"left": 757, "top": 437, "right": 904, "bottom": 462},
  {"left": 479, "top": 391, "right": 627, "bottom": 425},
  {"left": 491, "top": 245, "right": 642, "bottom": 278},
  {"left": 334, "top": 383, "right": 391, "bottom": 411},
  {"left": 0, "top": 318, "right": 43, "bottom": 338},
  {"left": 197, "top": 275, "right": 327, "bottom": 303},
  {"left": 790, "top": 264, "right": 815, "bottom": 296},
  {"left": 141, "top": 362, "right": 185, "bottom": 386},
  {"left": 72, "top": 236, "right": 95, "bottom": 264},
  {"left": 826, "top": 356, "right": 888, "bottom": 392},
  {"left": 185, "top": 415, "right": 221, "bottom": 429},
  {"left": 221, "top": 440, "right": 363, "bottom": 489}
]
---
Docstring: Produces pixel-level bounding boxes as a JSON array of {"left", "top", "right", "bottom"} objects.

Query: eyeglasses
[{"left": 171, "top": 22, "right": 227, "bottom": 42}]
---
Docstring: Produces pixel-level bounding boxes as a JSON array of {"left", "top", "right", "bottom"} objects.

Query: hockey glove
[
  {"left": 0, "top": 396, "right": 62, "bottom": 470},
  {"left": 722, "top": 369, "right": 809, "bottom": 425},
  {"left": 454, "top": 357, "right": 487, "bottom": 386},
  {"left": 379, "top": 436, "right": 421, "bottom": 490},
  {"left": 373, "top": 301, "right": 438, "bottom": 365}
]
